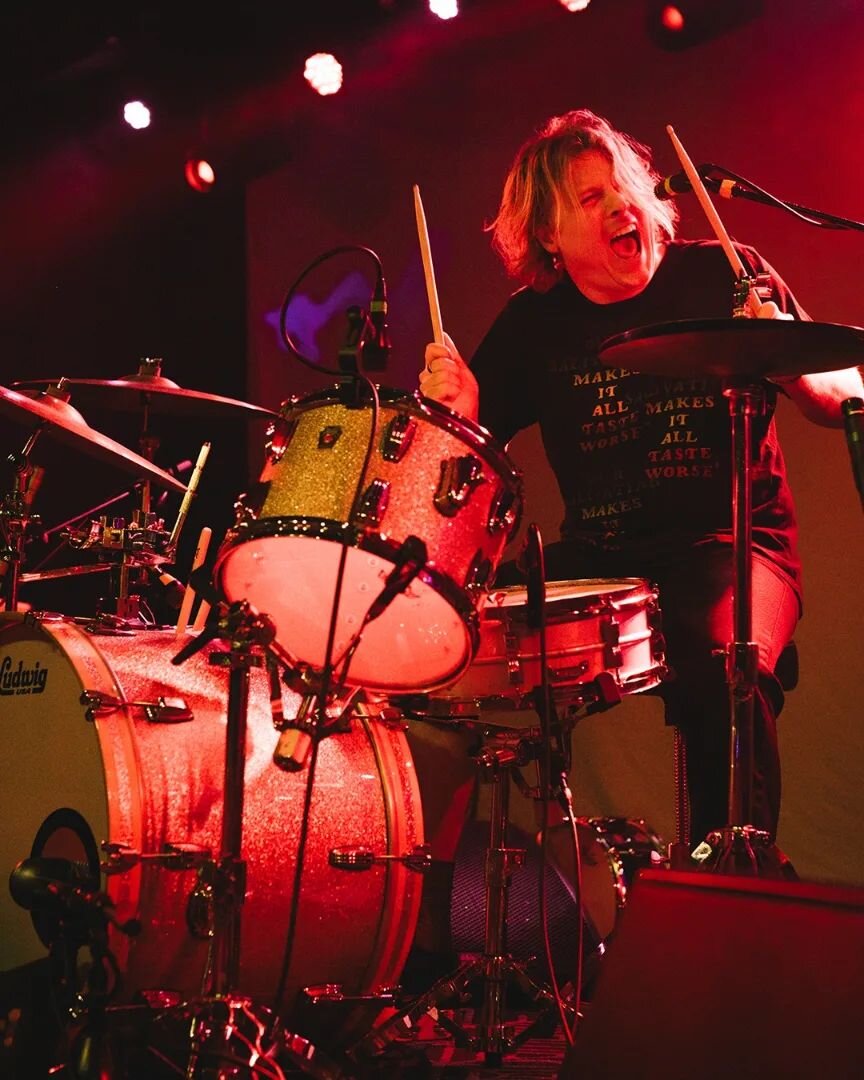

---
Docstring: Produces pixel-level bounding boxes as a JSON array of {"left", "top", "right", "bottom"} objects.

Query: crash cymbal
[
  {"left": 12, "top": 374, "right": 280, "bottom": 421},
  {"left": 0, "top": 384, "right": 186, "bottom": 492},
  {"left": 600, "top": 318, "right": 864, "bottom": 379}
]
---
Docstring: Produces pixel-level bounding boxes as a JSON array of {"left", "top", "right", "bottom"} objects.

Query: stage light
[
  {"left": 429, "top": 0, "right": 459, "bottom": 19},
  {"left": 185, "top": 157, "right": 217, "bottom": 193},
  {"left": 559, "top": 0, "right": 592, "bottom": 11},
  {"left": 303, "top": 53, "right": 344, "bottom": 96},
  {"left": 660, "top": 5, "right": 685, "bottom": 31},
  {"left": 123, "top": 100, "right": 152, "bottom": 130},
  {"left": 646, "top": 0, "right": 765, "bottom": 50}
]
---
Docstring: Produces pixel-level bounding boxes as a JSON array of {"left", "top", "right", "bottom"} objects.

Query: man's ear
[{"left": 536, "top": 225, "right": 558, "bottom": 254}]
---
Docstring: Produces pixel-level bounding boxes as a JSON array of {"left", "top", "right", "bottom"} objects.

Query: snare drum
[
  {"left": 0, "top": 613, "right": 423, "bottom": 1016},
  {"left": 432, "top": 578, "right": 666, "bottom": 711},
  {"left": 215, "top": 386, "right": 522, "bottom": 693}
]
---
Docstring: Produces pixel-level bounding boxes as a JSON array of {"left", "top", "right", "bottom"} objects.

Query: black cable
[
  {"left": 525, "top": 525, "right": 580, "bottom": 1048},
  {"left": 272, "top": 245, "right": 386, "bottom": 1011}
]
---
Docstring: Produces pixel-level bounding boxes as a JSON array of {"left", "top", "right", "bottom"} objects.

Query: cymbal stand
[
  {"left": 353, "top": 725, "right": 575, "bottom": 1071},
  {"left": 170, "top": 600, "right": 341, "bottom": 1079},
  {"left": 1, "top": 430, "right": 44, "bottom": 610},
  {"left": 696, "top": 368, "right": 789, "bottom": 876}
]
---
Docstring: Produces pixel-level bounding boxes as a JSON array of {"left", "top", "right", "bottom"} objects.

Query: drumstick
[
  {"left": 665, "top": 125, "right": 762, "bottom": 317},
  {"left": 413, "top": 183, "right": 445, "bottom": 346},
  {"left": 168, "top": 441, "right": 210, "bottom": 549},
  {"left": 175, "top": 525, "right": 212, "bottom": 637}
]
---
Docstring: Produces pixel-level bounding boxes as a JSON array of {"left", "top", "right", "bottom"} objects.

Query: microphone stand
[{"left": 686, "top": 164, "right": 864, "bottom": 232}]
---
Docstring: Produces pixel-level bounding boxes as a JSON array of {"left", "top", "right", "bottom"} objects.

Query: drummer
[{"left": 420, "top": 108, "right": 864, "bottom": 854}]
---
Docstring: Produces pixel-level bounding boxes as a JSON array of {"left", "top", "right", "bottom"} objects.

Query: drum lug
[
  {"left": 354, "top": 478, "right": 390, "bottom": 528},
  {"left": 328, "top": 844, "right": 431, "bottom": 873},
  {"left": 601, "top": 619, "right": 623, "bottom": 671},
  {"left": 434, "top": 455, "right": 486, "bottom": 517},
  {"left": 487, "top": 484, "right": 520, "bottom": 538},
  {"left": 464, "top": 549, "right": 494, "bottom": 596},
  {"left": 80, "top": 689, "right": 194, "bottom": 723},
  {"left": 381, "top": 412, "right": 417, "bottom": 462},
  {"left": 101, "top": 841, "right": 211, "bottom": 874}
]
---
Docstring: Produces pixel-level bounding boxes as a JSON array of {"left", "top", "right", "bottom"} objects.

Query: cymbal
[
  {"left": 0, "top": 384, "right": 187, "bottom": 492},
  {"left": 599, "top": 318, "right": 864, "bottom": 378},
  {"left": 11, "top": 374, "right": 280, "bottom": 421}
]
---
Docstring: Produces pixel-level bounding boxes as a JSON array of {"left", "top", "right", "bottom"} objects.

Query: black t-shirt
[{"left": 472, "top": 239, "right": 803, "bottom": 597}]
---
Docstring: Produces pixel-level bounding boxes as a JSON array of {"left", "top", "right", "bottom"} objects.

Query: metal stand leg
[
  {"left": 696, "top": 381, "right": 789, "bottom": 877},
  {"left": 351, "top": 738, "right": 574, "bottom": 1070},
  {"left": 176, "top": 603, "right": 341, "bottom": 1080}
]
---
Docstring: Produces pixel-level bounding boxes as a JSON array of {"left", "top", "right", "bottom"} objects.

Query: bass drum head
[{"left": 0, "top": 613, "right": 423, "bottom": 1019}]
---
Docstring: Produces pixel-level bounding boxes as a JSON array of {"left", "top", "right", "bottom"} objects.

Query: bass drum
[{"left": 0, "top": 613, "right": 423, "bottom": 1019}]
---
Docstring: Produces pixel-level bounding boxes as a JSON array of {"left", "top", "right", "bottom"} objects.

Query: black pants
[{"left": 496, "top": 541, "right": 800, "bottom": 846}]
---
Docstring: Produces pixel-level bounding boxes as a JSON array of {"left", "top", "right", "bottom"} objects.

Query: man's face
[{"left": 543, "top": 149, "right": 661, "bottom": 304}]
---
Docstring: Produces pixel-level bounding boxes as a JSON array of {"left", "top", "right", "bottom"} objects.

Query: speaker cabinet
[{"left": 559, "top": 869, "right": 864, "bottom": 1079}]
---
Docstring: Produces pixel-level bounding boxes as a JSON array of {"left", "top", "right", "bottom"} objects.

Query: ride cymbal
[
  {"left": 12, "top": 374, "right": 280, "bottom": 421},
  {"left": 0, "top": 384, "right": 187, "bottom": 491},
  {"left": 600, "top": 318, "right": 864, "bottom": 379}
]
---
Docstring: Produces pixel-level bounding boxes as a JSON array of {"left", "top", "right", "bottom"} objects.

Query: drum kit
[{"left": 2, "top": 315, "right": 863, "bottom": 1077}]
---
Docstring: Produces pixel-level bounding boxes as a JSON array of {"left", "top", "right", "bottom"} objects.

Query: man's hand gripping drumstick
[{"left": 414, "top": 183, "right": 480, "bottom": 421}]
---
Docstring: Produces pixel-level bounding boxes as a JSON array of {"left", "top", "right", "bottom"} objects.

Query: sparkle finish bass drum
[{"left": 0, "top": 613, "right": 423, "bottom": 1015}]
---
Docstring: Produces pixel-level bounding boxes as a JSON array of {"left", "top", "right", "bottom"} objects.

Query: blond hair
[{"left": 488, "top": 109, "right": 679, "bottom": 291}]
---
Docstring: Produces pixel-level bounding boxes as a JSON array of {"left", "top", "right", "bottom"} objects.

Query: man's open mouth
[{"left": 610, "top": 226, "right": 642, "bottom": 259}]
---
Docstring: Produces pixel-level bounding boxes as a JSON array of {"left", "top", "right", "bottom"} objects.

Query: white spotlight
[
  {"left": 303, "top": 53, "right": 344, "bottom": 96},
  {"left": 429, "top": 0, "right": 459, "bottom": 19},
  {"left": 123, "top": 100, "right": 152, "bottom": 130}
]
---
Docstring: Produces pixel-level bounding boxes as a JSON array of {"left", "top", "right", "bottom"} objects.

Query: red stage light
[
  {"left": 185, "top": 157, "right": 216, "bottom": 193},
  {"left": 661, "top": 5, "right": 685, "bottom": 32}
]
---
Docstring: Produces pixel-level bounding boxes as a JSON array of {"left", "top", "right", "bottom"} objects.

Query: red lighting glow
[
  {"left": 661, "top": 5, "right": 686, "bottom": 32},
  {"left": 303, "top": 53, "right": 344, "bottom": 96},
  {"left": 185, "top": 158, "right": 216, "bottom": 193}
]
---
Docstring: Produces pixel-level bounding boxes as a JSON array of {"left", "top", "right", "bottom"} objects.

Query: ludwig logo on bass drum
[{"left": 0, "top": 655, "right": 48, "bottom": 695}]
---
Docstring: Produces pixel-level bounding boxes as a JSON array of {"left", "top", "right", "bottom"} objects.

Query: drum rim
[
  {"left": 277, "top": 384, "right": 524, "bottom": 489},
  {"left": 216, "top": 520, "right": 483, "bottom": 692},
  {"left": 485, "top": 577, "right": 654, "bottom": 608}
]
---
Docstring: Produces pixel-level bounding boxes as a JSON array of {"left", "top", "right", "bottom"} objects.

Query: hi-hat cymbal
[
  {"left": 12, "top": 374, "right": 280, "bottom": 421},
  {"left": 600, "top": 318, "right": 864, "bottom": 378},
  {"left": 0, "top": 384, "right": 186, "bottom": 492}
]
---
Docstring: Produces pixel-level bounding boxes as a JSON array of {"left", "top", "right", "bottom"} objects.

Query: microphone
[
  {"left": 364, "top": 535, "right": 427, "bottom": 624},
  {"left": 363, "top": 273, "right": 391, "bottom": 371},
  {"left": 843, "top": 397, "right": 864, "bottom": 512},
  {"left": 9, "top": 857, "right": 140, "bottom": 936},
  {"left": 654, "top": 165, "right": 755, "bottom": 202}
]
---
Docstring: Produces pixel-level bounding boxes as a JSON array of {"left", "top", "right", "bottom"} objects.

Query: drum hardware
[
  {"left": 349, "top": 722, "right": 578, "bottom": 1071},
  {"left": 1, "top": 442, "right": 44, "bottom": 612},
  {"left": 601, "top": 313, "right": 864, "bottom": 876},
  {"left": 169, "top": 596, "right": 354, "bottom": 1078},
  {"left": 843, "top": 396, "right": 864, "bottom": 511},
  {"left": 328, "top": 846, "right": 431, "bottom": 872}
]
